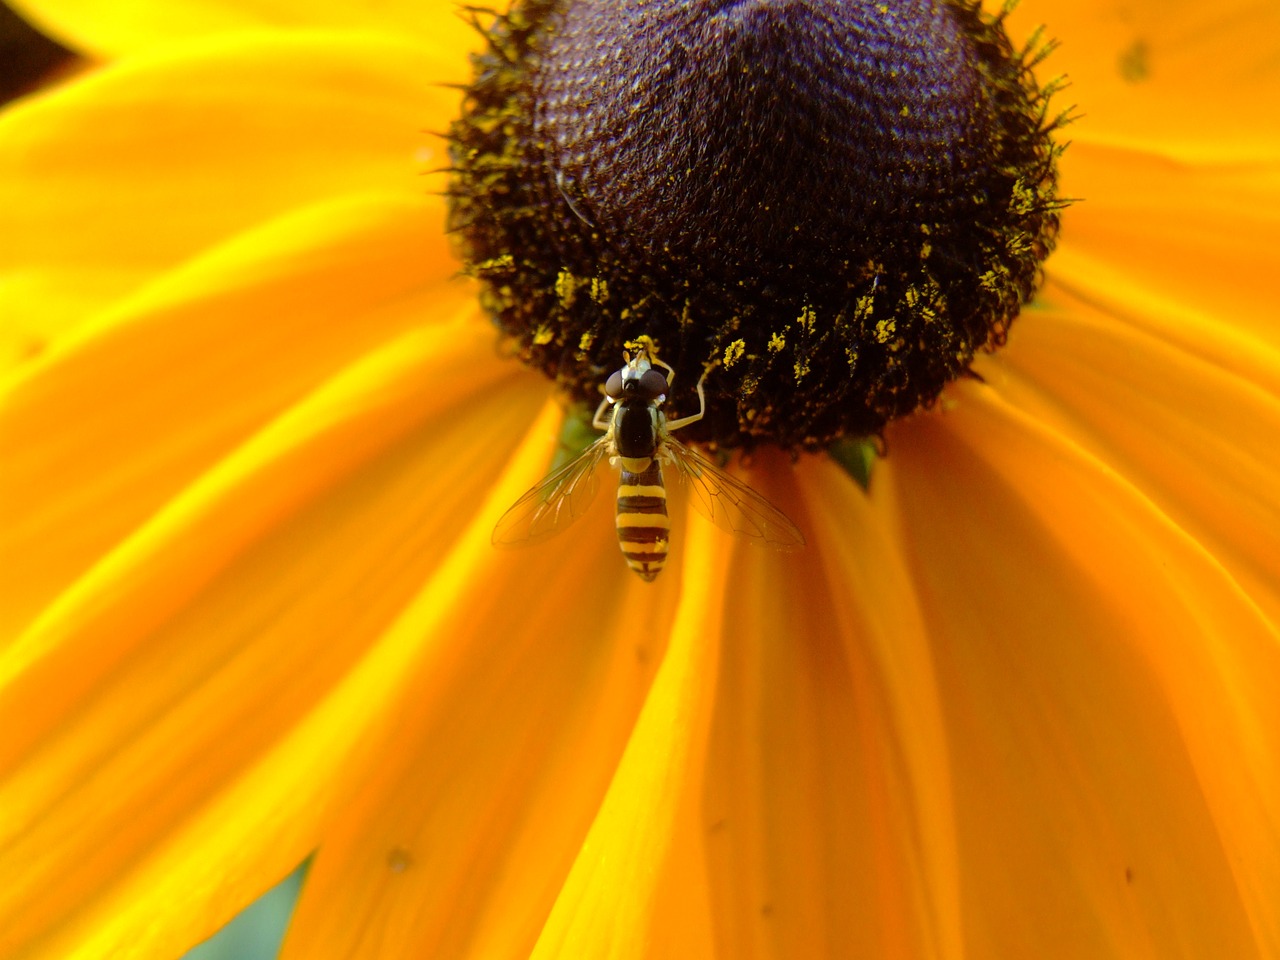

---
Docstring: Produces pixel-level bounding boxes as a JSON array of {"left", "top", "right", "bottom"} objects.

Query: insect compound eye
[
  {"left": 605, "top": 370, "right": 625, "bottom": 399},
  {"left": 638, "top": 368, "right": 669, "bottom": 400}
]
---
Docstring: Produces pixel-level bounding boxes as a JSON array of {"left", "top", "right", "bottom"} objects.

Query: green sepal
[{"left": 829, "top": 437, "right": 878, "bottom": 491}]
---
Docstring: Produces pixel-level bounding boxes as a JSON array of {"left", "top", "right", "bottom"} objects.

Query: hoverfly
[{"left": 493, "top": 338, "right": 805, "bottom": 580}]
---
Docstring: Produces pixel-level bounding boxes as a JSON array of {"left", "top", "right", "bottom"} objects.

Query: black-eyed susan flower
[{"left": 2, "top": 0, "right": 1279, "bottom": 957}]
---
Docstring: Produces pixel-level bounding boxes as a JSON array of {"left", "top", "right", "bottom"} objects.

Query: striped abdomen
[{"left": 615, "top": 456, "right": 670, "bottom": 581}]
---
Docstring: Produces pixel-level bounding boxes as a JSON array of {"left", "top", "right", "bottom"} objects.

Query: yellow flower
[{"left": 2, "top": 1, "right": 1279, "bottom": 958}]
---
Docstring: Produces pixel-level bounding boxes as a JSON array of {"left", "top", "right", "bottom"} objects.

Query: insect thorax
[{"left": 615, "top": 400, "right": 661, "bottom": 459}]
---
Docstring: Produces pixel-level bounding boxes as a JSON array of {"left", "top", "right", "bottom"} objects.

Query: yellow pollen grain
[
  {"left": 589, "top": 277, "right": 610, "bottom": 303},
  {"left": 475, "top": 253, "right": 514, "bottom": 274},
  {"left": 1006, "top": 233, "right": 1032, "bottom": 255},
  {"left": 875, "top": 317, "right": 895, "bottom": 343},
  {"left": 555, "top": 268, "right": 580, "bottom": 308},
  {"left": 1010, "top": 178, "right": 1037, "bottom": 214},
  {"left": 794, "top": 356, "right": 811, "bottom": 381},
  {"left": 723, "top": 339, "right": 746, "bottom": 368},
  {"left": 768, "top": 331, "right": 786, "bottom": 352},
  {"left": 533, "top": 326, "right": 555, "bottom": 345},
  {"left": 796, "top": 304, "right": 817, "bottom": 333}
]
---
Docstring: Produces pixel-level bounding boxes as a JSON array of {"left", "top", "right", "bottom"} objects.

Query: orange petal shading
[
  {"left": 1007, "top": 0, "right": 1280, "bottom": 162},
  {"left": 1, "top": 191, "right": 467, "bottom": 640},
  {"left": 0, "top": 320, "right": 547, "bottom": 959},
  {"left": 686, "top": 457, "right": 963, "bottom": 959},
  {"left": 8, "top": 0, "right": 477, "bottom": 62},
  {"left": 279, "top": 411, "right": 687, "bottom": 959},
  {"left": 984, "top": 286, "right": 1280, "bottom": 624},
  {"left": 524, "top": 511, "right": 731, "bottom": 959},
  {"left": 887, "top": 386, "right": 1280, "bottom": 959},
  {"left": 0, "top": 30, "right": 464, "bottom": 351},
  {"left": 1053, "top": 144, "right": 1280, "bottom": 360}
]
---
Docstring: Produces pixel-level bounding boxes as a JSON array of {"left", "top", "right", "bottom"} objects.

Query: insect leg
[
  {"left": 591, "top": 396, "right": 613, "bottom": 430},
  {"left": 665, "top": 366, "right": 710, "bottom": 432},
  {"left": 650, "top": 353, "right": 677, "bottom": 389}
]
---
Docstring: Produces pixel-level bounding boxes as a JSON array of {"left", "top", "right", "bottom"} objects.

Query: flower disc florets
[{"left": 448, "top": 0, "right": 1065, "bottom": 451}]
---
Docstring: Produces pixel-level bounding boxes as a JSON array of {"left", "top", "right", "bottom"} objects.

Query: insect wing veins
[
  {"left": 492, "top": 437, "right": 611, "bottom": 546},
  {"left": 663, "top": 436, "right": 805, "bottom": 549}
]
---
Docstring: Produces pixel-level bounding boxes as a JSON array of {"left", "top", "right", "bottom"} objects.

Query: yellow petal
[
  {"left": 1, "top": 190, "right": 465, "bottom": 640},
  {"left": 683, "top": 456, "right": 962, "bottom": 959},
  {"left": 278, "top": 403, "right": 689, "bottom": 959},
  {"left": 8, "top": 0, "right": 478, "bottom": 60},
  {"left": 984, "top": 286, "right": 1280, "bottom": 623},
  {"left": 1054, "top": 143, "right": 1280, "bottom": 357},
  {"left": 525, "top": 510, "right": 731, "bottom": 959},
  {"left": 887, "top": 384, "right": 1280, "bottom": 959},
  {"left": 0, "top": 319, "right": 538, "bottom": 960},
  {"left": 1010, "top": 0, "right": 1280, "bottom": 162},
  {"left": 0, "top": 29, "right": 465, "bottom": 346},
  {"left": 1043, "top": 237, "right": 1280, "bottom": 400}
]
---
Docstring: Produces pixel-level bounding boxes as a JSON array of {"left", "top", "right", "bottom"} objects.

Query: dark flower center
[{"left": 448, "top": 0, "right": 1065, "bottom": 451}]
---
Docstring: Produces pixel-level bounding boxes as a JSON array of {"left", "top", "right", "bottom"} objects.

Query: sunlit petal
[
  {"left": 1054, "top": 144, "right": 1280, "bottom": 358},
  {"left": 682, "top": 457, "right": 962, "bottom": 959},
  {"left": 1, "top": 191, "right": 466, "bottom": 639},
  {"left": 280, "top": 411, "right": 687, "bottom": 959},
  {"left": 889, "top": 387, "right": 1280, "bottom": 959},
  {"left": 983, "top": 287, "right": 1280, "bottom": 622},
  {"left": 0, "top": 320, "right": 540, "bottom": 960},
  {"left": 8, "top": 0, "right": 477, "bottom": 59},
  {"left": 0, "top": 29, "right": 464, "bottom": 347},
  {"left": 1011, "top": 0, "right": 1280, "bottom": 161},
  {"left": 527, "top": 512, "right": 731, "bottom": 959}
]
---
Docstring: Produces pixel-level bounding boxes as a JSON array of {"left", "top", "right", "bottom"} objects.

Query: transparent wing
[
  {"left": 663, "top": 436, "right": 805, "bottom": 550},
  {"left": 492, "top": 437, "right": 611, "bottom": 547}
]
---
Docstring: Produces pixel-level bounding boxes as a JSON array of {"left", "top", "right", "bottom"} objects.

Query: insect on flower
[{"left": 493, "top": 337, "right": 806, "bottom": 580}]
